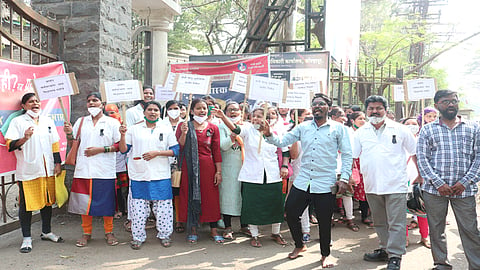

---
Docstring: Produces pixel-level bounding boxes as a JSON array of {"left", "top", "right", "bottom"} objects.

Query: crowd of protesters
[{"left": 5, "top": 87, "right": 480, "bottom": 270}]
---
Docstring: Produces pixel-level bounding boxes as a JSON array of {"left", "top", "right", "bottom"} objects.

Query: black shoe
[
  {"left": 387, "top": 257, "right": 401, "bottom": 270},
  {"left": 363, "top": 249, "right": 388, "bottom": 262}
]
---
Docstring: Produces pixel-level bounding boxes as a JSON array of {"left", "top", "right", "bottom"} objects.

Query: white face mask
[
  {"left": 88, "top": 107, "right": 102, "bottom": 117},
  {"left": 367, "top": 115, "right": 386, "bottom": 125},
  {"left": 193, "top": 115, "right": 208, "bottom": 124},
  {"left": 253, "top": 123, "right": 261, "bottom": 130},
  {"left": 407, "top": 125, "right": 419, "bottom": 135},
  {"left": 167, "top": 109, "right": 180, "bottom": 119},
  {"left": 26, "top": 110, "right": 40, "bottom": 118},
  {"left": 229, "top": 116, "right": 241, "bottom": 123}
]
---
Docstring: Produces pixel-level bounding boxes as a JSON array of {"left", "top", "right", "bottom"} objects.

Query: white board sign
[
  {"left": 229, "top": 72, "right": 249, "bottom": 94},
  {"left": 290, "top": 81, "right": 321, "bottom": 94},
  {"left": 31, "top": 73, "right": 79, "bottom": 101},
  {"left": 101, "top": 80, "right": 143, "bottom": 103},
  {"left": 248, "top": 76, "right": 287, "bottom": 104},
  {"left": 164, "top": 72, "right": 177, "bottom": 90},
  {"left": 405, "top": 78, "right": 436, "bottom": 100},
  {"left": 279, "top": 89, "right": 312, "bottom": 109},
  {"left": 173, "top": 73, "right": 211, "bottom": 95},
  {"left": 393, "top": 84, "right": 418, "bottom": 102},
  {"left": 155, "top": 85, "right": 176, "bottom": 101}
]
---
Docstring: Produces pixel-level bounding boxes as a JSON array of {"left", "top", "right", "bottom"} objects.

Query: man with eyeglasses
[
  {"left": 261, "top": 93, "right": 352, "bottom": 268},
  {"left": 353, "top": 95, "right": 419, "bottom": 270},
  {"left": 416, "top": 90, "right": 480, "bottom": 270}
]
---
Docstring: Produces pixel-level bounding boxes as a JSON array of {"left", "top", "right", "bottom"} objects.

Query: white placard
[
  {"left": 290, "top": 80, "right": 321, "bottom": 94},
  {"left": 164, "top": 72, "right": 177, "bottom": 90},
  {"left": 248, "top": 76, "right": 286, "bottom": 104},
  {"left": 279, "top": 89, "right": 312, "bottom": 109},
  {"left": 229, "top": 72, "right": 249, "bottom": 93},
  {"left": 173, "top": 73, "right": 211, "bottom": 95},
  {"left": 155, "top": 85, "right": 176, "bottom": 101},
  {"left": 405, "top": 78, "right": 436, "bottom": 100},
  {"left": 101, "top": 80, "right": 143, "bottom": 103},
  {"left": 32, "top": 73, "right": 79, "bottom": 100}
]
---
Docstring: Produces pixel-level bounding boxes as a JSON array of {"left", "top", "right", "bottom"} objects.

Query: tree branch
[{"left": 184, "top": 0, "right": 223, "bottom": 10}]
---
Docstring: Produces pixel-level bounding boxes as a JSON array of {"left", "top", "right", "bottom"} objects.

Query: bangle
[
  {"left": 281, "top": 165, "right": 288, "bottom": 169},
  {"left": 66, "top": 132, "right": 73, "bottom": 135},
  {"left": 104, "top": 146, "right": 110, "bottom": 153},
  {"left": 215, "top": 172, "right": 222, "bottom": 175}
]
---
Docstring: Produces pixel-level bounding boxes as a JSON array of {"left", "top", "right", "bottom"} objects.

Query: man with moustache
[
  {"left": 353, "top": 95, "right": 419, "bottom": 270},
  {"left": 262, "top": 93, "right": 352, "bottom": 268},
  {"left": 417, "top": 90, "right": 480, "bottom": 270}
]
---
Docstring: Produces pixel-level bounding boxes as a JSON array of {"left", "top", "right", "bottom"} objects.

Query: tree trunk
[
  {"left": 273, "top": 0, "right": 296, "bottom": 52},
  {"left": 247, "top": 0, "right": 269, "bottom": 53}
]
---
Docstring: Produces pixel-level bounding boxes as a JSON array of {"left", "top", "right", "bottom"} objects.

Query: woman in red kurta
[{"left": 176, "top": 98, "right": 223, "bottom": 244}]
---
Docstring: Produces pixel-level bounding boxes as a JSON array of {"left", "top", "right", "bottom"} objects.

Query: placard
[
  {"left": 173, "top": 73, "right": 211, "bottom": 95},
  {"left": 31, "top": 73, "right": 79, "bottom": 100},
  {"left": 248, "top": 76, "right": 287, "bottom": 104},
  {"left": 405, "top": 78, "right": 436, "bottom": 100},
  {"left": 155, "top": 85, "right": 176, "bottom": 101},
  {"left": 164, "top": 72, "right": 177, "bottom": 90},
  {"left": 229, "top": 72, "right": 249, "bottom": 93},
  {"left": 279, "top": 89, "right": 312, "bottom": 109},
  {"left": 290, "top": 80, "right": 321, "bottom": 94},
  {"left": 100, "top": 80, "right": 143, "bottom": 103}
]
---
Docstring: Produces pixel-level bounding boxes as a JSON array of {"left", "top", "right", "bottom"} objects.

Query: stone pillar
[
  {"left": 150, "top": 18, "right": 170, "bottom": 86},
  {"left": 31, "top": 0, "right": 132, "bottom": 123}
]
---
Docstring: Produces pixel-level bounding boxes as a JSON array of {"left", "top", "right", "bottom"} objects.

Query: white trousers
[
  {"left": 131, "top": 198, "right": 173, "bottom": 242},
  {"left": 249, "top": 222, "right": 281, "bottom": 237}
]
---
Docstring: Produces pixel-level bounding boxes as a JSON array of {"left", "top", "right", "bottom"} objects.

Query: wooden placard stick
[
  {"left": 421, "top": 99, "right": 425, "bottom": 126},
  {"left": 241, "top": 73, "right": 252, "bottom": 118},
  {"left": 295, "top": 109, "right": 299, "bottom": 126},
  {"left": 403, "top": 81, "right": 409, "bottom": 117},
  {"left": 57, "top": 97, "right": 68, "bottom": 123},
  {"left": 121, "top": 102, "right": 127, "bottom": 122},
  {"left": 258, "top": 102, "right": 269, "bottom": 154},
  {"left": 185, "top": 93, "right": 193, "bottom": 121}
]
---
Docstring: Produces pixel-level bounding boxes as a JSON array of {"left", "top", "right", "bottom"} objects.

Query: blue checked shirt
[
  {"left": 417, "top": 117, "right": 480, "bottom": 198},
  {"left": 265, "top": 120, "right": 352, "bottom": 193}
]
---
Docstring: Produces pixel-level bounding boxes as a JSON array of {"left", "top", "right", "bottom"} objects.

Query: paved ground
[{"left": 0, "top": 205, "right": 475, "bottom": 270}]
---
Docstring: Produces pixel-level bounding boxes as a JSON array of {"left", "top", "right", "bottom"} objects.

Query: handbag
[
  {"left": 171, "top": 149, "right": 184, "bottom": 188},
  {"left": 65, "top": 117, "right": 84, "bottom": 166},
  {"left": 55, "top": 170, "right": 69, "bottom": 208}
]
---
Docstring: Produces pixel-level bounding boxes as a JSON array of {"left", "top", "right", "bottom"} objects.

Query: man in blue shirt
[{"left": 262, "top": 93, "right": 352, "bottom": 268}]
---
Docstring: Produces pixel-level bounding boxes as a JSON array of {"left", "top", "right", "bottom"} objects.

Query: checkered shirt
[{"left": 417, "top": 117, "right": 480, "bottom": 198}]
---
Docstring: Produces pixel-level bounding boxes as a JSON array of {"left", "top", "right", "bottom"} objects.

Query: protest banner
[
  {"left": 230, "top": 72, "right": 249, "bottom": 94},
  {"left": 31, "top": 73, "right": 79, "bottom": 122},
  {"left": 248, "top": 75, "right": 287, "bottom": 104},
  {"left": 405, "top": 78, "right": 436, "bottom": 100},
  {"left": 279, "top": 89, "right": 312, "bottom": 110},
  {"left": 155, "top": 85, "right": 176, "bottom": 102},
  {"left": 0, "top": 60, "right": 67, "bottom": 175},
  {"left": 100, "top": 80, "right": 144, "bottom": 120}
]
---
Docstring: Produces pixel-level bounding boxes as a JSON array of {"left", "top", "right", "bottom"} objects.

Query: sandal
[
  {"left": 124, "top": 220, "right": 132, "bottom": 232},
  {"left": 250, "top": 236, "right": 262, "bottom": 248},
  {"left": 40, "top": 232, "right": 64, "bottom": 243},
  {"left": 130, "top": 240, "right": 142, "bottom": 250},
  {"left": 160, "top": 237, "right": 172, "bottom": 248},
  {"left": 309, "top": 214, "right": 318, "bottom": 224},
  {"left": 240, "top": 227, "right": 252, "bottom": 237},
  {"left": 407, "top": 220, "right": 418, "bottom": 230},
  {"left": 75, "top": 234, "right": 91, "bottom": 248},
  {"left": 362, "top": 218, "right": 374, "bottom": 227},
  {"left": 302, "top": 233, "right": 311, "bottom": 243},
  {"left": 271, "top": 233, "right": 287, "bottom": 245},
  {"left": 187, "top": 234, "right": 198, "bottom": 244},
  {"left": 223, "top": 228, "right": 235, "bottom": 241},
  {"left": 419, "top": 238, "right": 431, "bottom": 249},
  {"left": 211, "top": 235, "right": 225, "bottom": 244},
  {"left": 346, "top": 220, "right": 360, "bottom": 232},
  {"left": 174, "top": 222, "right": 185, "bottom": 233},
  {"left": 105, "top": 232, "right": 119, "bottom": 246},
  {"left": 20, "top": 238, "right": 32, "bottom": 253},
  {"left": 114, "top": 212, "right": 123, "bottom": 219}
]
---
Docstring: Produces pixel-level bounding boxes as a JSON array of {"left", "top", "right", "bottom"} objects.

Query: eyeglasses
[
  {"left": 312, "top": 101, "right": 327, "bottom": 106},
  {"left": 438, "top": 99, "right": 459, "bottom": 105}
]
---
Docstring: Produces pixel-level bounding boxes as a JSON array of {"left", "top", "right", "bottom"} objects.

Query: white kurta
[
  {"left": 5, "top": 114, "right": 59, "bottom": 181},
  {"left": 72, "top": 115, "right": 120, "bottom": 179},
  {"left": 125, "top": 104, "right": 144, "bottom": 127}
]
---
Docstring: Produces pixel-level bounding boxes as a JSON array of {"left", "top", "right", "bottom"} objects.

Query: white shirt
[
  {"left": 237, "top": 122, "right": 281, "bottom": 184},
  {"left": 5, "top": 114, "right": 59, "bottom": 181},
  {"left": 73, "top": 115, "right": 121, "bottom": 179},
  {"left": 125, "top": 121, "right": 178, "bottom": 181},
  {"left": 353, "top": 119, "right": 417, "bottom": 195},
  {"left": 125, "top": 104, "right": 144, "bottom": 127}
]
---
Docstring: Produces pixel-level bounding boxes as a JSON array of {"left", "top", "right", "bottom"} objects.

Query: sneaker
[
  {"left": 387, "top": 257, "right": 401, "bottom": 270},
  {"left": 20, "top": 237, "right": 32, "bottom": 253},
  {"left": 363, "top": 248, "right": 388, "bottom": 262},
  {"left": 302, "top": 233, "right": 310, "bottom": 243}
]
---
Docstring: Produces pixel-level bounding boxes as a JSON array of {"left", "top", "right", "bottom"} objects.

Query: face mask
[
  {"left": 253, "top": 124, "right": 261, "bottom": 130},
  {"left": 304, "top": 116, "right": 313, "bottom": 121},
  {"left": 229, "top": 116, "right": 241, "bottom": 123},
  {"left": 167, "top": 109, "right": 180, "bottom": 119},
  {"left": 88, "top": 107, "right": 102, "bottom": 117},
  {"left": 193, "top": 115, "right": 208, "bottom": 124},
  {"left": 26, "top": 110, "right": 40, "bottom": 118},
  {"left": 407, "top": 125, "right": 419, "bottom": 135},
  {"left": 367, "top": 115, "right": 386, "bottom": 125}
]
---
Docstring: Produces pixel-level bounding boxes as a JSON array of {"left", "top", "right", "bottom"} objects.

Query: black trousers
[
  {"left": 285, "top": 186, "right": 335, "bottom": 256},
  {"left": 18, "top": 181, "right": 52, "bottom": 237}
]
